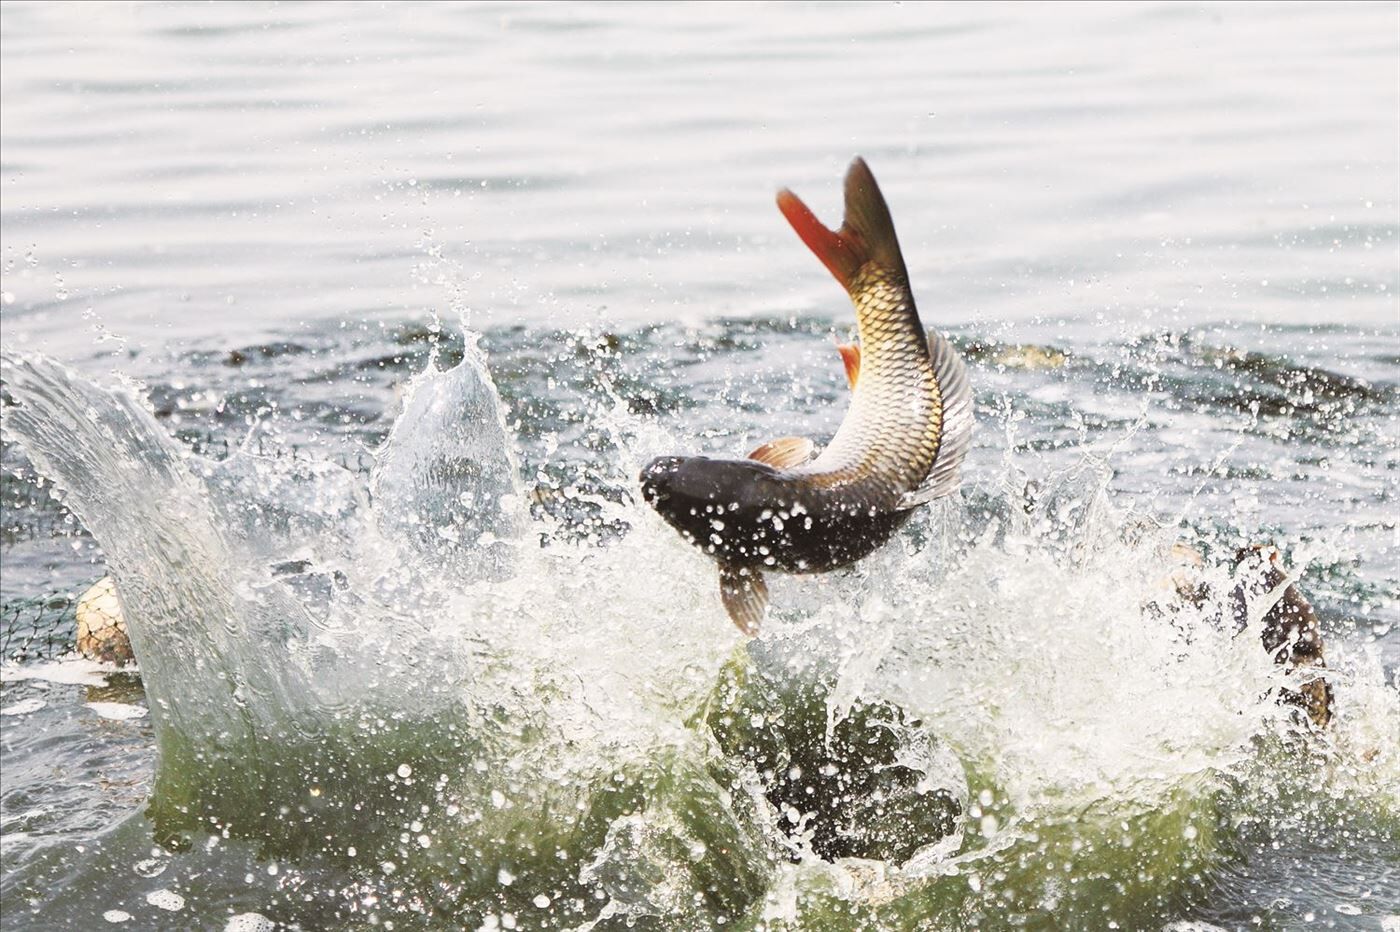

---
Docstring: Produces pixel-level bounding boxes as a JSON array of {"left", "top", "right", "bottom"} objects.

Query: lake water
[{"left": 1, "top": 2, "right": 1397, "bottom": 930}]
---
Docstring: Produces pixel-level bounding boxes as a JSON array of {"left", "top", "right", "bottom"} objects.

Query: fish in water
[
  {"left": 1229, "top": 545, "right": 1333, "bottom": 730},
  {"left": 1152, "top": 541, "right": 1333, "bottom": 731},
  {"left": 640, "top": 157, "right": 974, "bottom": 634}
]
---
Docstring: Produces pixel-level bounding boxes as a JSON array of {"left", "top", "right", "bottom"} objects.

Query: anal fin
[
  {"left": 747, "top": 436, "right": 816, "bottom": 469},
  {"left": 719, "top": 564, "right": 768, "bottom": 636}
]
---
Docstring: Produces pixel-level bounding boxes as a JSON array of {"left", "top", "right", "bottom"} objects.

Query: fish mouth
[{"left": 639, "top": 455, "right": 685, "bottom": 505}]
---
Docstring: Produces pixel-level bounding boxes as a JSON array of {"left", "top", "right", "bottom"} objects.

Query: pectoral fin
[
  {"left": 747, "top": 436, "right": 816, "bottom": 469},
  {"left": 719, "top": 564, "right": 768, "bottom": 636}
]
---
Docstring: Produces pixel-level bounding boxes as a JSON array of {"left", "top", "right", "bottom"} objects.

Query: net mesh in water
[{"left": 1, "top": 590, "right": 80, "bottom": 663}]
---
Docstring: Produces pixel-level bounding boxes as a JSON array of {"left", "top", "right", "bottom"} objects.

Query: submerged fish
[
  {"left": 640, "top": 158, "right": 974, "bottom": 634},
  {"left": 1153, "top": 541, "right": 1333, "bottom": 731},
  {"left": 1229, "top": 545, "right": 1333, "bottom": 730}
]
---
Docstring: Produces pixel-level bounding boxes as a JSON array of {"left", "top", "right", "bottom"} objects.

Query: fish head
[
  {"left": 641, "top": 454, "right": 780, "bottom": 511},
  {"left": 640, "top": 454, "right": 783, "bottom": 552}
]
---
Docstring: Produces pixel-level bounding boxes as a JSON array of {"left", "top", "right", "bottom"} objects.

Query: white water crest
[{"left": 2, "top": 338, "right": 1396, "bottom": 928}]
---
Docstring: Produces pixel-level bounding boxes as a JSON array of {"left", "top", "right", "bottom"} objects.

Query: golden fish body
[
  {"left": 641, "top": 158, "right": 973, "bottom": 633},
  {"left": 791, "top": 263, "right": 943, "bottom": 505}
]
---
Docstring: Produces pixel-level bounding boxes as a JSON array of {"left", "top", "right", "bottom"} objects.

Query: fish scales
[{"left": 796, "top": 265, "right": 941, "bottom": 499}]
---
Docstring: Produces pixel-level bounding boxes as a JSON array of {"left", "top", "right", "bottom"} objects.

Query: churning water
[{"left": 1, "top": 2, "right": 1397, "bottom": 930}]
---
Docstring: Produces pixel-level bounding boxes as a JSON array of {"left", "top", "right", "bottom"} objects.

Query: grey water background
[
  {"left": 2, "top": 1, "right": 1396, "bottom": 353},
  {"left": 1, "top": 1, "right": 1398, "bottom": 930}
]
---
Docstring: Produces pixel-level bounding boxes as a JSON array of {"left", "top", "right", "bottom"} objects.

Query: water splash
[
  {"left": 369, "top": 334, "right": 524, "bottom": 586},
  {"left": 2, "top": 336, "right": 1396, "bottom": 929}
]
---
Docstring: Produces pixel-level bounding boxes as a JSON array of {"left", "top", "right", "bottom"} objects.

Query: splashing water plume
[{"left": 1, "top": 331, "right": 1396, "bottom": 928}]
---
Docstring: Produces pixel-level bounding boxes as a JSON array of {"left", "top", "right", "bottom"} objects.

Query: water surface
[{"left": 1, "top": 3, "right": 1397, "bottom": 930}]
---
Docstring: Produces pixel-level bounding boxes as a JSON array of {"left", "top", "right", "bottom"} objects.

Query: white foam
[
  {"left": 1, "top": 698, "right": 47, "bottom": 716},
  {"left": 1, "top": 659, "right": 108, "bottom": 688},
  {"left": 85, "top": 702, "right": 148, "bottom": 721},
  {"left": 144, "top": 889, "right": 184, "bottom": 911}
]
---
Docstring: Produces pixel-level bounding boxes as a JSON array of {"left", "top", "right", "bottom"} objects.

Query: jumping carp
[{"left": 640, "top": 158, "right": 974, "bottom": 634}]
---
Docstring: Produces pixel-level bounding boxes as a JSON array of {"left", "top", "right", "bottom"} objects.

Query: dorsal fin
[
  {"left": 747, "top": 436, "right": 816, "bottom": 469},
  {"left": 897, "top": 329, "right": 975, "bottom": 509},
  {"left": 776, "top": 157, "right": 909, "bottom": 290}
]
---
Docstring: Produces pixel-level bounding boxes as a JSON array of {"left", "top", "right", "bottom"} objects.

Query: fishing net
[{"left": 0, "top": 591, "right": 79, "bottom": 663}]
